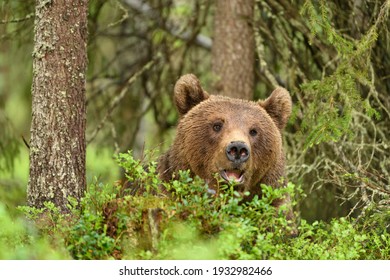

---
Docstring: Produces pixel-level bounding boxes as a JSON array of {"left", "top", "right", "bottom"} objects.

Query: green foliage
[
  {"left": 0, "top": 202, "right": 69, "bottom": 259},
  {"left": 9, "top": 151, "right": 389, "bottom": 260},
  {"left": 299, "top": 0, "right": 381, "bottom": 149},
  {"left": 67, "top": 210, "right": 118, "bottom": 260},
  {"left": 0, "top": 150, "right": 386, "bottom": 259},
  {"left": 62, "top": 183, "right": 118, "bottom": 260},
  {"left": 18, "top": 182, "right": 120, "bottom": 260}
]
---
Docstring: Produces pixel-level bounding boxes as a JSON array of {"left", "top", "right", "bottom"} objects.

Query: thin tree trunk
[
  {"left": 212, "top": 0, "right": 255, "bottom": 100},
  {"left": 28, "top": 0, "right": 88, "bottom": 211}
]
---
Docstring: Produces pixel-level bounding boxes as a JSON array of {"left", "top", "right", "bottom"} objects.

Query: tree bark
[
  {"left": 28, "top": 0, "right": 88, "bottom": 211},
  {"left": 212, "top": 0, "right": 255, "bottom": 100}
]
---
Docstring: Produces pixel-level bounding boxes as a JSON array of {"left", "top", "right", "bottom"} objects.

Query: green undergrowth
[{"left": 2, "top": 151, "right": 390, "bottom": 259}]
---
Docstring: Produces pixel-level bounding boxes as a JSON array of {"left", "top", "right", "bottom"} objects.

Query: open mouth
[{"left": 220, "top": 169, "right": 245, "bottom": 184}]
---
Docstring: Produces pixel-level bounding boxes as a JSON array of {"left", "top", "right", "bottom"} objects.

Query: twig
[
  {"left": 87, "top": 53, "right": 162, "bottom": 144},
  {"left": 123, "top": 0, "right": 212, "bottom": 50},
  {"left": 0, "top": 12, "right": 34, "bottom": 24},
  {"left": 107, "top": 0, "right": 129, "bottom": 28},
  {"left": 109, "top": 119, "right": 120, "bottom": 155},
  {"left": 253, "top": 4, "right": 279, "bottom": 88},
  {"left": 22, "top": 135, "right": 30, "bottom": 149}
]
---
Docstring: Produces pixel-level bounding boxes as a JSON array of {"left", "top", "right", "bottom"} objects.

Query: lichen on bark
[{"left": 28, "top": 0, "right": 88, "bottom": 211}]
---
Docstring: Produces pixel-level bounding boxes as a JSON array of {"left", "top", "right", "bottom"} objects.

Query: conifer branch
[{"left": 0, "top": 12, "right": 34, "bottom": 24}]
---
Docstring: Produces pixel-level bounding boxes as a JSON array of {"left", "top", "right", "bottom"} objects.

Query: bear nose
[{"left": 226, "top": 141, "right": 250, "bottom": 163}]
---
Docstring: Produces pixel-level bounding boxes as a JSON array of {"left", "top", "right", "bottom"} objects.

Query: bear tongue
[{"left": 223, "top": 170, "right": 243, "bottom": 183}]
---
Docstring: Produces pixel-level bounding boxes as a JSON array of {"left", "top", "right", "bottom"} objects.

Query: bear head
[{"left": 159, "top": 74, "right": 292, "bottom": 197}]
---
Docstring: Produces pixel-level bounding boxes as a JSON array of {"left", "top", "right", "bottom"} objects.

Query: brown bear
[{"left": 157, "top": 74, "right": 294, "bottom": 220}]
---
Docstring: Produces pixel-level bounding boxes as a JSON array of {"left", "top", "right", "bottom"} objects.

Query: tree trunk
[
  {"left": 212, "top": 0, "right": 255, "bottom": 100},
  {"left": 28, "top": 0, "right": 88, "bottom": 211}
]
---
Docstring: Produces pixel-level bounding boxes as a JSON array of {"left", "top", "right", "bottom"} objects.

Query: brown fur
[{"left": 158, "top": 74, "right": 294, "bottom": 220}]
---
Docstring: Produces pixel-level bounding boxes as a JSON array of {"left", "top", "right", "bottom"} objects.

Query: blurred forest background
[{"left": 0, "top": 0, "right": 389, "bottom": 224}]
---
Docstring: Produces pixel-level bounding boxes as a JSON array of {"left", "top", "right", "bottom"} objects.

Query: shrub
[
  {"left": 13, "top": 151, "right": 390, "bottom": 260},
  {"left": 0, "top": 202, "right": 68, "bottom": 259}
]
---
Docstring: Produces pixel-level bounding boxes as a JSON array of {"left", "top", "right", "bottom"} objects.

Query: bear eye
[
  {"left": 249, "top": 129, "right": 258, "bottom": 136},
  {"left": 213, "top": 122, "right": 223, "bottom": 132}
]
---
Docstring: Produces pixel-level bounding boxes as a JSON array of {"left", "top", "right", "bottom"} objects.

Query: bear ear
[
  {"left": 174, "top": 74, "right": 209, "bottom": 116},
  {"left": 259, "top": 87, "right": 292, "bottom": 130}
]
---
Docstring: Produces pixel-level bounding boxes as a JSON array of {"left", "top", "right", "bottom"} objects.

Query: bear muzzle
[{"left": 217, "top": 141, "right": 251, "bottom": 184}]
